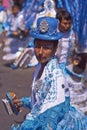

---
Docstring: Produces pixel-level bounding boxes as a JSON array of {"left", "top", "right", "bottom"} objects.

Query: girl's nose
[{"left": 39, "top": 46, "right": 43, "bottom": 54}]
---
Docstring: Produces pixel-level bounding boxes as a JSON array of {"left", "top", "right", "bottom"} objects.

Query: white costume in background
[
  {"left": 65, "top": 63, "right": 87, "bottom": 114},
  {"left": 56, "top": 28, "right": 76, "bottom": 68}
]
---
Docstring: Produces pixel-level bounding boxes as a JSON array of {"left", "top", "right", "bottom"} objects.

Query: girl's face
[{"left": 34, "top": 39, "right": 57, "bottom": 64}]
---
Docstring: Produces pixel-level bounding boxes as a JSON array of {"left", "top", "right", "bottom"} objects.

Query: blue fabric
[
  {"left": 20, "top": 97, "right": 31, "bottom": 109},
  {"left": 12, "top": 97, "right": 69, "bottom": 130},
  {"left": 3, "top": 21, "right": 10, "bottom": 31},
  {"left": 59, "top": 63, "right": 66, "bottom": 70},
  {"left": 0, "top": 23, "right": 4, "bottom": 33},
  {"left": 12, "top": 97, "right": 87, "bottom": 130},
  {"left": 22, "top": 0, "right": 45, "bottom": 30},
  {"left": 27, "top": 38, "right": 34, "bottom": 48},
  {"left": 0, "top": 6, "right": 6, "bottom": 11}
]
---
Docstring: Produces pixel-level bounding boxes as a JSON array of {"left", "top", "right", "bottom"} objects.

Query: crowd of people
[{"left": 0, "top": 0, "right": 87, "bottom": 130}]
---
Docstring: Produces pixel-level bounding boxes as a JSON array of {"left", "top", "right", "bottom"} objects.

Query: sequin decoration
[{"left": 40, "top": 20, "right": 49, "bottom": 33}]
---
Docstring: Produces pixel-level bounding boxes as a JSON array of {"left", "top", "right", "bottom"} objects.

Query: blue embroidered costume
[
  {"left": 11, "top": 17, "right": 87, "bottom": 130},
  {"left": 12, "top": 56, "right": 87, "bottom": 130}
]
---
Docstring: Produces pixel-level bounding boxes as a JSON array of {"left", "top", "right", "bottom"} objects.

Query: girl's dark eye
[
  {"left": 34, "top": 44, "right": 41, "bottom": 48},
  {"left": 34, "top": 44, "right": 52, "bottom": 49},
  {"left": 44, "top": 45, "right": 52, "bottom": 49}
]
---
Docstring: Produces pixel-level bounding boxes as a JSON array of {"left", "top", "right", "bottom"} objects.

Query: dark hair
[
  {"left": 13, "top": 0, "right": 24, "bottom": 10},
  {"left": 56, "top": 8, "right": 72, "bottom": 22},
  {"left": 53, "top": 40, "right": 58, "bottom": 48},
  {"left": 34, "top": 39, "right": 58, "bottom": 48},
  {"left": 73, "top": 53, "right": 87, "bottom": 74},
  {"left": 12, "top": 5, "right": 20, "bottom": 10}
]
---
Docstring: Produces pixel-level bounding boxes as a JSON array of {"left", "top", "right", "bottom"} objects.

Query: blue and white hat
[{"left": 30, "top": 16, "right": 63, "bottom": 40}]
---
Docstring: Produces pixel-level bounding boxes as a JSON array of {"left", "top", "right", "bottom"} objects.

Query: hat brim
[
  {"left": 66, "top": 64, "right": 84, "bottom": 78},
  {"left": 30, "top": 30, "right": 64, "bottom": 40}
]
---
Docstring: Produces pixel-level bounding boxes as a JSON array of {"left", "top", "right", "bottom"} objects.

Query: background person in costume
[
  {"left": 55, "top": 8, "right": 76, "bottom": 70},
  {"left": 65, "top": 62, "right": 87, "bottom": 114},
  {"left": 55, "top": 1, "right": 87, "bottom": 114},
  {"left": 74, "top": 47, "right": 87, "bottom": 83},
  {"left": 10, "top": 0, "right": 56, "bottom": 69},
  {"left": 0, "top": 5, "right": 7, "bottom": 47},
  {"left": 56, "top": 0, "right": 87, "bottom": 66},
  {"left": 2, "top": 5, "right": 29, "bottom": 61},
  {"left": 10, "top": 38, "right": 38, "bottom": 69},
  {"left": 65, "top": 41, "right": 87, "bottom": 114},
  {"left": 5, "top": 16, "right": 87, "bottom": 130}
]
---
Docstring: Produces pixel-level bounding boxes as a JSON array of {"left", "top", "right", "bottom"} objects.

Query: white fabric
[
  {"left": 0, "top": 10, "right": 7, "bottom": 23},
  {"left": 67, "top": 74, "right": 87, "bottom": 113},
  {"left": 56, "top": 29, "right": 75, "bottom": 64},
  {"left": 26, "top": 57, "right": 67, "bottom": 120}
]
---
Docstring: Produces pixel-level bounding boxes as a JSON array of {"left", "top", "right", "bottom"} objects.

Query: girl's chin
[
  {"left": 38, "top": 58, "right": 50, "bottom": 64},
  {"left": 39, "top": 60, "right": 48, "bottom": 64}
]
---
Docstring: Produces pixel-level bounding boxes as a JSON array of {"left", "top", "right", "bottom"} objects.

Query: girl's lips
[{"left": 38, "top": 57, "right": 44, "bottom": 61}]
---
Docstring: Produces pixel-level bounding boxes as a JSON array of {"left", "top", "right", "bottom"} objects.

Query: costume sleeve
[
  {"left": 20, "top": 97, "right": 31, "bottom": 109},
  {"left": 0, "top": 11, "right": 7, "bottom": 23},
  {"left": 3, "top": 14, "right": 13, "bottom": 31}
]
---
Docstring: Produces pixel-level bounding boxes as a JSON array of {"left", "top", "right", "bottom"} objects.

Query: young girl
[{"left": 11, "top": 16, "right": 87, "bottom": 130}]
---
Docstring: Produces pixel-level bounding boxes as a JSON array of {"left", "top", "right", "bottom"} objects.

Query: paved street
[{"left": 0, "top": 49, "right": 35, "bottom": 130}]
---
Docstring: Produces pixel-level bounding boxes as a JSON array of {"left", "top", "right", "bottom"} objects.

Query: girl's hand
[{"left": 13, "top": 98, "right": 23, "bottom": 112}]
